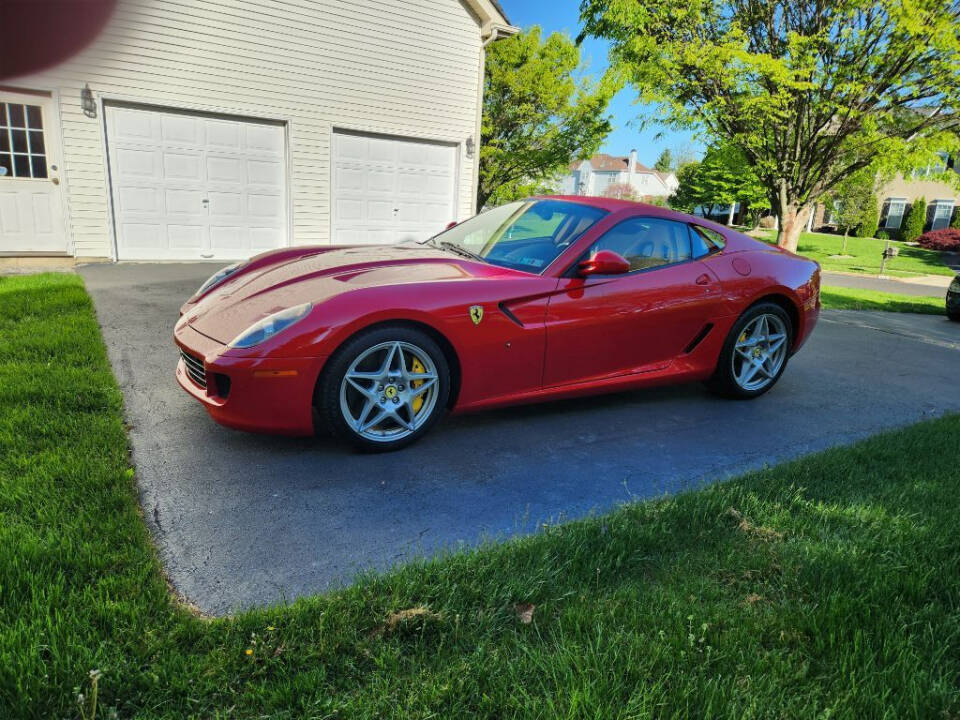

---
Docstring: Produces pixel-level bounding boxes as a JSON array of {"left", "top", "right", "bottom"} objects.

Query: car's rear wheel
[
  {"left": 318, "top": 325, "right": 450, "bottom": 452},
  {"left": 706, "top": 302, "right": 793, "bottom": 399}
]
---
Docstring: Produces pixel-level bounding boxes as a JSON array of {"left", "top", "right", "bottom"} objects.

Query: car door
[{"left": 543, "top": 216, "right": 724, "bottom": 387}]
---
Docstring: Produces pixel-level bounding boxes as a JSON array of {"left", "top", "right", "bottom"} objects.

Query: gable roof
[{"left": 571, "top": 153, "right": 654, "bottom": 173}]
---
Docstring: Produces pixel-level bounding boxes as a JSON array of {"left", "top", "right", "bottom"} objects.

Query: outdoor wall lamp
[
  {"left": 465, "top": 135, "right": 475, "bottom": 158},
  {"left": 81, "top": 84, "right": 97, "bottom": 118}
]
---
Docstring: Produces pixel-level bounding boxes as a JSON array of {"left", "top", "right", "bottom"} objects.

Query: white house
[
  {"left": 0, "top": 0, "right": 515, "bottom": 261},
  {"left": 559, "top": 151, "right": 678, "bottom": 200}
]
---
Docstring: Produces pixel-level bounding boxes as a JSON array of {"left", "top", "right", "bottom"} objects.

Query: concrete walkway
[{"left": 822, "top": 271, "right": 952, "bottom": 297}]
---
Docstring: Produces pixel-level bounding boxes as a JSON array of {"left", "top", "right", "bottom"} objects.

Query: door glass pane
[
  {"left": 13, "top": 154, "right": 30, "bottom": 177},
  {"left": 30, "top": 155, "right": 47, "bottom": 178},
  {"left": 0, "top": 132, "right": 8, "bottom": 153},
  {"left": 26, "top": 105, "right": 42, "bottom": 129},
  {"left": 28, "top": 130, "right": 44, "bottom": 155},
  {"left": 11, "top": 129, "right": 27, "bottom": 153},
  {"left": 0, "top": 154, "right": 11, "bottom": 178},
  {"left": 8, "top": 104, "right": 24, "bottom": 127}
]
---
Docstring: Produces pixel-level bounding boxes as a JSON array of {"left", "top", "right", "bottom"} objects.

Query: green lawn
[
  {"left": 820, "top": 285, "right": 946, "bottom": 314},
  {"left": 2, "top": 273, "right": 959, "bottom": 719},
  {"left": 752, "top": 229, "right": 956, "bottom": 278}
]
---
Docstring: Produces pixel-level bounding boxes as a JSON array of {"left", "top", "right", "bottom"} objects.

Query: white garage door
[
  {"left": 332, "top": 131, "right": 457, "bottom": 244},
  {"left": 105, "top": 105, "right": 287, "bottom": 261}
]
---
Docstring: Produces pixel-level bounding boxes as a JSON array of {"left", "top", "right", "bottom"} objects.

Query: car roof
[{"left": 533, "top": 194, "right": 695, "bottom": 221}]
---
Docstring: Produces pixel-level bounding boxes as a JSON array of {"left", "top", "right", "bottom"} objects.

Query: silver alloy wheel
[
  {"left": 339, "top": 340, "right": 440, "bottom": 443},
  {"left": 731, "top": 313, "right": 789, "bottom": 392}
]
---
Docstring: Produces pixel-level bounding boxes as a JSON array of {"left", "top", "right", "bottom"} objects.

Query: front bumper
[{"left": 174, "top": 324, "right": 325, "bottom": 436}]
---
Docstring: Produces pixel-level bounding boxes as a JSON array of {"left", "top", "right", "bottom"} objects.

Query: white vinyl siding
[{"left": 10, "top": 0, "right": 484, "bottom": 258}]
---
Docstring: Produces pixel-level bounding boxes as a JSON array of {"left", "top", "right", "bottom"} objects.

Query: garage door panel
[
  {"left": 116, "top": 148, "right": 158, "bottom": 178},
  {"left": 161, "top": 115, "right": 203, "bottom": 145},
  {"left": 206, "top": 156, "right": 244, "bottom": 183},
  {"left": 210, "top": 225, "right": 246, "bottom": 249},
  {"left": 163, "top": 153, "right": 203, "bottom": 181},
  {"left": 107, "top": 105, "right": 287, "bottom": 260},
  {"left": 332, "top": 131, "right": 457, "bottom": 244},
  {"left": 117, "top": 187, "right": 158, "bottom": 213}
]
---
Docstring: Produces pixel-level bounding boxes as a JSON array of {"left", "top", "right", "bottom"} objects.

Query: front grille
[{"left": 179, "top": 349, "right": 207, "bottom": 388}]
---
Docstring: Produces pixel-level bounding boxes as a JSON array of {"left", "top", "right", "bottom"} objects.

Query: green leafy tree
[
  {"left": 654, "top": 149, "right": 673, "bottom": 173},
  {"left": 950, "top": 209, "right": 960, "bottom": 230},
  {"left": 479, "top": 27, "right": 615, "bottom": 208},
  {"left": 580, "top": 0, "right": 960, "bottom": 252},
  {"left": 857, "top": 201, "right": 881, "bottom": 240},
  {"left": 669, "top": 143, "right": 767, "bottom": 224},
  {"left": 828, "top": 171, "right": 879, "bottom": 252},
  {"left": 901, "top": 197, "right": 928, "bottom": 242}
]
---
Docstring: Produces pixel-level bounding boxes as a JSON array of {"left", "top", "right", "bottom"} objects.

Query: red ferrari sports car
[{"left": 175, "top": 196, "right": 820, "bottom": 451}]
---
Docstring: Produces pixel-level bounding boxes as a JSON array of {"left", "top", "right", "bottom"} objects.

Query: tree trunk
[
  {"left": 841, "top": 227, "right": 849, "bottom": 255},
  {"left": 775, "top": 203, "right": 813, "bottom": 253},
  {"left": 727, "top": 203, "right": 736, "bottom": 226}
]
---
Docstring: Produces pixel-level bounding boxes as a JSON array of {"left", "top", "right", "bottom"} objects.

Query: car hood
[{"left": 180, "top": 243, "right": 511, "bottom": 344}]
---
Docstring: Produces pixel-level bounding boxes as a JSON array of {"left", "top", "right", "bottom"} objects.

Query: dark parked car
[{"left": 948, "top": 273, "right": 960, "bottom": 321}]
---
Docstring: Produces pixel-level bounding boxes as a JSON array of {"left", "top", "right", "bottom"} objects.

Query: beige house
[
  {"left": 560, "top": 151, "right": 679, "bottom": 200},
  {"left": 0, "top": 0, "right": 515, "bottom": 261},
  {"left": 818, "top": 154, "right": 959, "bottom": 234}
]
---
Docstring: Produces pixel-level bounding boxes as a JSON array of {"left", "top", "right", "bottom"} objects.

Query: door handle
[{"left": 695, "top": 273, "right": 711, "bottom": 285}]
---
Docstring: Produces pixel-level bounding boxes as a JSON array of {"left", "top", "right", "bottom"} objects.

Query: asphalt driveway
[{"left": 79, "top": 262, "right": 960, "bottom": 615}]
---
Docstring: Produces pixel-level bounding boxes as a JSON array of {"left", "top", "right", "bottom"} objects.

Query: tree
[
  {"left": 668, "top": 143, "right": 767, "bottom": 224},
  {"left": 580, "top": 0, "right": 960, "bottom": 252},
  {"left": 856, "top": 201, "right": 880, "bottom": 240},
  {"left": 602, "top": 182, "right": 640, "bottom": 201},
  {"left": 478, "top": 27, "right": 615, "bottom": 209},
  {"left": 828, "top": 170, "right": 878, "bottom": 252},
  {"left": 951, "top": 208, "right": 960, "bottom": 230},
  {"left": 653, "top": 149, "right": 673, "bottom": 173},
  {"left": 901, "top": 197, "right": 928, "bottom": 242}
]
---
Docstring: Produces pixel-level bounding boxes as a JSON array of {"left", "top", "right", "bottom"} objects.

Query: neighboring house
[
  {"left": 559, "top": 151, "right": 678, "bottom": 200},
  {"left": 0, "top": 0, "right": 515, "bottom": 261},
  {"left": 817, "top": 152, "right": 959, "bottom": 234}
]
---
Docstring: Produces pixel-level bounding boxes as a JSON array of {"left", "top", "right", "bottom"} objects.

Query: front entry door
[
  {"left": 0, "top": 91, "right": 67, "bottom": 253},
  {"left": 543, "top": 216, "right": 723, "bottom": 387}
]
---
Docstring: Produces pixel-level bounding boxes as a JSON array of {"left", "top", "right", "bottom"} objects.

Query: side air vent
[
  {"left": 684, "top": 323, "right": 714, "bottom": 354},
  {"left": 498, "top": 302, "right": 524, "bottom": 327}
]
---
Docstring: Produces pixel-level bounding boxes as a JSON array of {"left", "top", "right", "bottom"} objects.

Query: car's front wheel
[
  {"left": 706, "top": 302, "right": 793, "bottom": 399},
  {"left": 317, "top": 325, "right": 450, "bottom": 452}
]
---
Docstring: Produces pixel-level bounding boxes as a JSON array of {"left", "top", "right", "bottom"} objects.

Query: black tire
[
  {"left": 948, "top": 310, "right": 960, "bottom": 322},
  {"left": 706, "top": 302, "right": 794, "bottom": 399},
  {"left": 317, "top": 325, "right": 450, "bottom": 452}
]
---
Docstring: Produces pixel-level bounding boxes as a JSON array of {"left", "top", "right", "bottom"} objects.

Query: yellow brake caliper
[{"left": 410, "top": 356, "right": 426, "bottom": 414}]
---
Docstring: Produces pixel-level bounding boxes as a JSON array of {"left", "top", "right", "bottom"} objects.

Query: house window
[
  {"left": 884, "top": 198, "right": 907, "bottom": 230},
  {"left": 0, "top": 102, "right": 47, "bottom": 179},
  {"left": 931, "top": 199, "right": 955, "bottom": 230}
]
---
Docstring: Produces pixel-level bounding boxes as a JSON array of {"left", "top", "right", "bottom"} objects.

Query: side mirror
[{"left": 578, "top": 249, "right": 631, "bottom": 277}]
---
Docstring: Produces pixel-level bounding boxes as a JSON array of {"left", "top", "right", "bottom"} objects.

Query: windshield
[{"left": 426, "top": 199, "right": 608, "bottom": 274}]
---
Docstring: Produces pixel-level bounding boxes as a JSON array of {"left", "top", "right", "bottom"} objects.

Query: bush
[
  {"left": 875, "top": 230, "right": 890, "bottom": 240},
  {"left": 759, "top": 215, "right": 777, "bottom": 229},
  {"left": 900, "top": 196, "right": 927, "bottom": 242},
  {"left": 916, "top": 228, "right": 960, "bottom": 251},
  {"left": 857, "top": 201, "right": 880, "bottom": 238},
  {"left": 951, "top": 209, "right": 960, "bottom": 230}
]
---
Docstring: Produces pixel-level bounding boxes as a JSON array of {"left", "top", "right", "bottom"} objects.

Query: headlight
[
  {"left": 228, "top": 303, "right": 313, "bottom": 349},
  {"left": 196, "top": 262, "right": 243, "bottom": 297}
]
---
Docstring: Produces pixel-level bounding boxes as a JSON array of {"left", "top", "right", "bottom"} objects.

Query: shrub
[
  {"left": 916, "top": 228, "right": 960, "bottom": 251},
  {"left": 900, "top": 196, "right": 927, "bottom": 241},
  {"left": 951, "top": 209, "right": 960, "bottom": 230},
  {"left": 857, "top": 200, "right": 880, "bottom": 238},
  {"left": 875, "top": 229, "right": 890, "bottom": 240},
  {"left": 759, "top": 215, "right": 777, "bottom": 229}
]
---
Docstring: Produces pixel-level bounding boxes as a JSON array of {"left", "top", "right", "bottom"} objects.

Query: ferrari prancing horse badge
[{"left": 469, "top": 305, "right": 484, "bottom": 325}]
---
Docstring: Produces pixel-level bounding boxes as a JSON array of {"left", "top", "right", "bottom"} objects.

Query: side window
[
  {"left": 690, "top": 225, "right": 727, "bottom": 257},
  {"left": 588, "top": 217, "right": 693, "bottom": 271}
]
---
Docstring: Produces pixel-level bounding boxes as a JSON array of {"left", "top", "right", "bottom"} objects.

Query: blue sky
[{"left": 499, "top": 0, "right": 703, "bottom": 168}]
